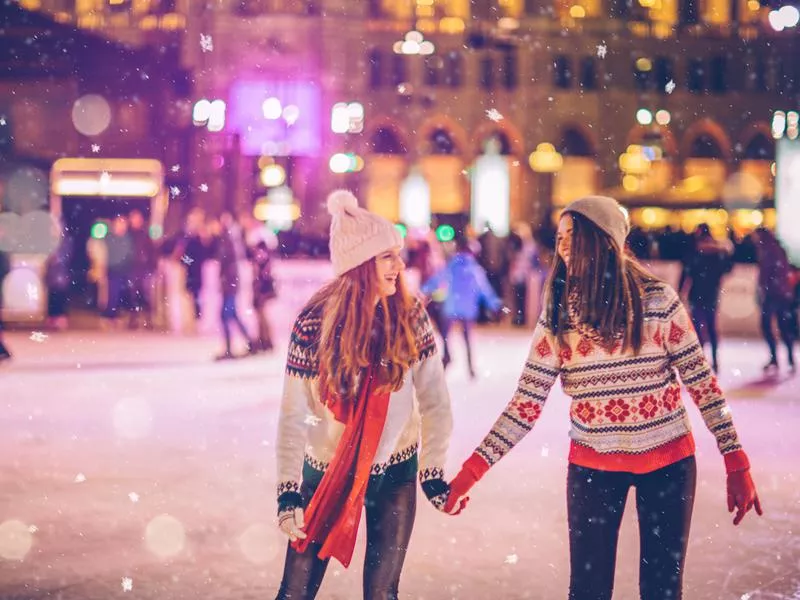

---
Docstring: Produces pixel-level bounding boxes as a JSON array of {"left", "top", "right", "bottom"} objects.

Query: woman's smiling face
[{"left": 375, "top": 247, "right": 405, "bottom": 297}]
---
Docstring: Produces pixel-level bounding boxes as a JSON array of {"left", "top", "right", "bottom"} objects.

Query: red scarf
[{"left": 291, "top": 366, "right": 392, "bottom": 567}]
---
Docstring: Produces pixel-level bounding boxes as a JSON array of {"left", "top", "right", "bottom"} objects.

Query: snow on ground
[{"left": 0, "top": 326, "right": 799, "bottom": 599}]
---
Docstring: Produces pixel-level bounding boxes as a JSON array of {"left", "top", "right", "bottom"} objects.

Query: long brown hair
[
  {"left": 544, "top": 212, "right": 657, "bottom": 354},
  {"left": 305, "top": 259, "right": 419, "bottom": 402}
]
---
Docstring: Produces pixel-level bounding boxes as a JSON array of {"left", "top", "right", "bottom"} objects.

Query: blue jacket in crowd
[{"left": 421, "top": 252, "right": 503, "bottom": 321}]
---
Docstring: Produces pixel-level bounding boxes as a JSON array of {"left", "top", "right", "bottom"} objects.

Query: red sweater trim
[{"left": 568, "top": 434, "right": 696, "bottom": 474}]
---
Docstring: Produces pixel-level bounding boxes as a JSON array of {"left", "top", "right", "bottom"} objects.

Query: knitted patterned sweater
[
  {"left": 275, "top": 298, "right": 453, "bottom": 502},
  {"left": 473, "top": 281, "right": 749, "bottom": 475}
]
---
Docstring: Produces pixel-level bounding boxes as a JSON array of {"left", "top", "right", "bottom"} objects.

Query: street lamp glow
[
  {"left": 636, "top": 109, "right": 653, "bottom": 126},
  {"left": 329, "top": 153, "right": 351, "bottom": 174},
  {"left": 779, "top": 5, "right": 800, "bottom": 26},
  {"left": 192, "top": 99, "right": 211, "bottom": 125},
  {"left": 655, "top": 109, "right": 671, "bottom": 125},
  {"left": 772, "top": 111, "right": 787, "bottom": 139},
  {"left": 262, "top": 97, "right": 282, "bottom": 120},
  {"left": 528, "top": 142, "right": 564, "bottom": 173}
]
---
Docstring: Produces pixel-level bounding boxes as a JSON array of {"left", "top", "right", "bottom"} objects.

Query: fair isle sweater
[
  {"left": 276, "top": 299, "right": 452, "bottom": 503},
  {"left": 474, "top": 282, "right": 749, "bottom": 475}
]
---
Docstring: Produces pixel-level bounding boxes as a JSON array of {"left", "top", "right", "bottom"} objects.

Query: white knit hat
[
  {"left": 327, "top": 189, "right": 404, "bottom": 277},
  {"left": 562, "top": 195, "right": 630, "bottom": 250}
]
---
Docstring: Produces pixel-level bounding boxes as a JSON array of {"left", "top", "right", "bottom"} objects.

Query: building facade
[{"left": 23, "top": 0, "right": 800, "bottom": 239}]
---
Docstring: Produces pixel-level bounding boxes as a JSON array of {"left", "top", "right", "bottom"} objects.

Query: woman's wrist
[{"left": 724, "top": 449, "right": 751, "bottom": 474}]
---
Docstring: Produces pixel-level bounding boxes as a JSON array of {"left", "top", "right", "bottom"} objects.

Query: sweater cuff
[
  {"left": 463, "top": 452, "right": 491, "bottom": 482},
  {"left": 724, "top": 450, "right": 750, "bottom": 474}
]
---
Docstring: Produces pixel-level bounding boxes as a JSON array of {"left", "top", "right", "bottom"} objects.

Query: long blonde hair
[{"left": 305, "top": 259, "right": 419, "bottom": 403}]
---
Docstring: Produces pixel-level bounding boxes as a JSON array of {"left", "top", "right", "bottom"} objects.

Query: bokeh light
[
  {"left": 144, "top": 514, "right": 185, "bottom": 559},
  {"left": 722, "top": 172, "right": 764, "bottom": 208},
  {"left": 19, "top": 210, "right": 60, "bottom": 254},
  {"left": 2, "top": 267, "right": 42, "bottom": 313},
  {"left": 112, "top": 397, "right": 154, "bottom": 440},
  {"left": 0, "top": 212, "right": 22, "bottom": 252},
  {"left": 6, "top": 166, "right": 48, "bottom": 214},
  {"left": 91, "top": 221, "right": 109, "bottom": 240},
  {"left": 0, "top": 520, "right": 33, "bottom": 561},
  {"left": 71, "top": 94, "right": 112, "bottom": 136},
  {"left": 238, "top": 523, "right": 282, "bottom": 564}
]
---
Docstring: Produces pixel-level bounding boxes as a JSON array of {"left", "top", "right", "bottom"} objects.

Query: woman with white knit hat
[
  {"left": 274, "top": 190, "right": 463, "bottom": 599},
  {"left": 443, "top": 195, "right": 762, "bottom": 599}
]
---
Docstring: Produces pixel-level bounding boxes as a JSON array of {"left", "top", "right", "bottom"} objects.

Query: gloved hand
[
  {"left": 277, "top": 491, "right": 307, "bottom": 542},
  {"left": 421, "top": 478, "right": 468, "bottom": 515},
  {"left": 443, "top": 453, "right": 490, "bottom": 514},
  {"left": 727, "top": 469, "right": 763, "bottom": 526},
  {"left": 724, "top": 450, "right": 763, "bottom": 526}
]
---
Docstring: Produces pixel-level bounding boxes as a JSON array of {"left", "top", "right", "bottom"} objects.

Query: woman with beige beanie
[
  {"left": 274, "top": 190, "right": 463, "bottom": 599},
  {"left": 443, "top": 195, "right": 762, "bottom": 599}
]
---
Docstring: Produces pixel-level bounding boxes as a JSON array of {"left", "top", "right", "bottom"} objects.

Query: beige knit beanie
[
  {"left": 327, "top": 189, "right": 404, "bottom": 277},
  {"left": 562, "top": 195, "right": 630, "bottom": 251}
]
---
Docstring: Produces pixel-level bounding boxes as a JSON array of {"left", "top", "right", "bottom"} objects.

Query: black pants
[
  {"left": 567, "top": 457, "right": 697, "bottom": 600},
  {"left": 276, "top": 474, "right": 417, "bottom": 600},
  {"left": 689, "top": 302, "right": 719, "bottom": 368},
  {"left": 440, "top": 318, "right": 474, "bottom": 375},
  {"left": 760, "top": 297, "right": 795, "bottom": 365},
  {"left": 221, "top": 294, "right": 251, "bottom": 353}
]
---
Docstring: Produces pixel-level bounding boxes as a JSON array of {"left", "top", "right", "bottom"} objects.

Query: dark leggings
[
  {"left": 440, "top": 318, "right": 474, "bottom": 374},
  {"left": 760, "top": 298, "right": 795, "bottom": 364},
  {"left": 220, "top": 294, "right": 251, "bottom": 353},
  {"left": 689, "top": 302, "right": 719, "bottom": 367},
  {"left": 276, "top": 477, "right": 417, "bottom": 600},
  {"left": 567, "top": 457, "right": 697, "bottom": 600}
]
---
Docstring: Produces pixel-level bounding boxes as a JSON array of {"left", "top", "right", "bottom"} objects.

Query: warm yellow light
[
  {"left": 260, "top": 164, "right": 286, "bottom": 188},
  {"left": 747, "top": 0, "right": 760, "bottom": 10},
  {"left": 253, "top": 202, "right": 301, "bottom": 222},
  {"left": 529, "top": 143, "right": 564, "bottom": 173},
  {"left": 160, "top": 14, "right": 185, "bottom": 30},
  {"left": 54, "top": 177, "right": 159, "bottom": 197},
  {"left": 619, "top": 145, "right": 651, "bottom": 175},
  {"left": 623, "top": 175, "right": 641, "bottom": 192},
  {"left": 636, "top": 57, "right": 653, "bottom": 71},
  {"left": 639, "top": 0, "right": 656, "bottom": 7},
  {"left": 683, "top": 175, "right": 706, "bottom": 193},
  {"left": 750, "top": 210, "right": 764, "bottom": 227},
  {"left": 641, "top": 207, "right": 658, "bottom": 226},
  {"left": 439, "top": 17, "right": 466, "bottom": 33},
  {"left": 569, "top": 5, "right": 587, "bottom": 18}
]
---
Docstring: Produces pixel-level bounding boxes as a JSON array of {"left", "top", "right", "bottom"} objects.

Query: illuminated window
[
  {"left": 498, "top": 0, "right": 523, "bottom": 18},
  {"left": 553, "top": 55, "right": 573, "bottom": 89}
]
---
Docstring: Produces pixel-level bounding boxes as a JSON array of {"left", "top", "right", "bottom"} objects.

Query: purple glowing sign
[{"left": 229, "top": 80, "right": 322, "bottom": 156}]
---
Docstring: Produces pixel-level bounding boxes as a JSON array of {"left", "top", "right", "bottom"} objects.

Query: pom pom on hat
[{"left": 327, "top": 189, "right": 358, "bottom": 216}]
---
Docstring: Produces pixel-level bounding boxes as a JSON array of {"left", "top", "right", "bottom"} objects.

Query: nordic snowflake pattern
[
  {"left": 91, "top": 144, "right": 101, "bottom": 153},
  {"left": 665, "top": 79, "right": 676, "bottom": 94},
  {"left": 200, "top": 34, "right": 214, "bottom": 53},
  {"left": 304, "top": 414, "right": 322, "bottom": 426},
  {"left": 180, "top": 254, "right": 194, "bottom": 266},
  {"left": 121, "top": 577, "right": 133, "bottom": 592},
  {"left": 485, "top": 108, "right": 504, "bottom": 122},
  {"left": 30, "top": 331, "right": 48, "bottom": 343},
  {"left": 199, "top": 183, "right": 209, "bottom": 192},
  {"left": 596, "top": 44, "right": 607, "bottom": 58}
]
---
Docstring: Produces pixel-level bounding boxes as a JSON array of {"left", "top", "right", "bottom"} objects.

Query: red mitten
[
  {"left": 443, "top": 453, "right": 490, "bottom": 514},
  {"left": 724, "top": 450, "right": 763, "bottom": 526}
]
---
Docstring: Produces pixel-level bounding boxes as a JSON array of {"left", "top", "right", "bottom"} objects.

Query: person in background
[
  {"left": 103, "top": 214, "right": 133, "bottom": 328},
  {"left": 0, "top": 219, "right": 11, "bottom": 362},
  {"left": 421, "top": 235, "right": 503, "bottom": 378},
  {"left": 215, "top": 212, "right": 254, "bottom": 360},
  {"left": 507, "top": 222, "right": 537, "bottom": 327},
  {"left": 45, "top": 219, "right": 72, "bottom": 331},
  {"left": 678, "top": 224, "right": 734, "bottom": 373},
  {"left": 250, "top": 239, "right": 277, "bottom": 352},
  {"left": 445, "top": 196, "right": 762, "bottom": 600},
  {"left": 753, "top": 227, "right": 796, "bottom": 373},
  {"left": 128, "top": 210, "right": 157, "bottom": 329},
  {"left": 173, "top": 208, "right": 210, "bottom": 325}
]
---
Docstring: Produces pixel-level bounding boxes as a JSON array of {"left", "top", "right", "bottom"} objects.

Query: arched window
[
  {"left": 689, "top": 134, "right": 724, "bottom": 158},
  {"left": 369, "top": 127, "right": 407, "bottom": 154},
  {"left": 559, "top": 128, "right": 594, "bottom": 157},
  {"left": 429, "top": 128, "right": 457, "bottom": 155},
  {"left": 743, "top": 133, "right": 774, "bottom": 160}
]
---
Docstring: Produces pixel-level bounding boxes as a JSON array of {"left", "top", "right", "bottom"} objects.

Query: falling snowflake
[
  {"left": 732, "top": 368, "right": 742, "bottom": 377},
  {"left": 121, "top": 577, "right": 133, "bottom": 592},
  {"left": 665, "top": 79, "right": 676, "bottom": 94},
  {"left": 200, "top": 34, "right": 214, "bottom": 52},
  {"left": 26, "top": 283, "right": 39, "bottom": 302},
  {"left": 0, "top": 116, "right": 6, "bottom": 126},
  {"left": 740, "top": 593, "right": 752, "bottom": 600},
  {"left": 171, "top": 164, "right": 181, "bottom": 173},
  {"left": 74, "top": 473, "right": 86, "bottom": 483},
  {"left": 199, "top": 183, "right": 209, "bottom": 192},
  {"left": 596, "top": 44, "right": 607, "bottom": 59},
  {"left": 485, "top": 108, "right": 504, "bottom": 122},
  {"left": 304, "top": 414, "right": 322, "bottom": 426},
  {"left": 505, "top": 554, "right": 519, "bottom": 564},
  {"left": 28, "top": 525, "right": 38, "bottom": 534},
  {"left": 169, "top": 186, "right": 181, "bottom": 197},
  {"left": 501, "top": 306, "right": 511, "bottom": 315},
  {"left": 180, "top": 254, "right": 194, "bottom": 266},
  {"left": 541, "top": 446, "right": 550, "bottom": 457},
  {"left": 29, "top": 331, "right": 48, "bottom": 343},
  {"left": 91, "top": 144, "right": 101, "bottom": 153},
  {"left": 129, "top": 492, "right": 140, "bottom": 503}
]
